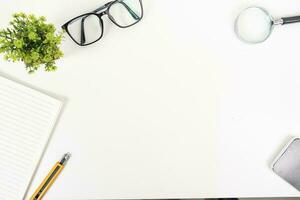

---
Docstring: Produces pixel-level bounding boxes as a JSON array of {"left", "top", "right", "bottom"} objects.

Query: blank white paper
[{"left": 0, "top": 76, "right": 62, "bottom": 200}]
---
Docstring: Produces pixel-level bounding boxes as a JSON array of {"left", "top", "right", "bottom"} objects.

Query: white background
[{"left": 1, "top": 0, "right": 300, "bottom": 199}]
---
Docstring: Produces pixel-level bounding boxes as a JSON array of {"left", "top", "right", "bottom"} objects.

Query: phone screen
[{"left": 273, "top": 138, "right": 300, "bottom": 191}]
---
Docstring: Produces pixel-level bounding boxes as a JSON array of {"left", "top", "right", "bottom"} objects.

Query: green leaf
[
  {"left": 39, "top": 16, "right": 46, "bottom": 22},
  {"left": 24, "top": 55, "right": 32, "bottom": 64},
  {"left": 31, "top": 52, "right": 39, "bottom": 61},
  {"left": 28, "top": 32, "right": 37, "bottom": 40},
  {"left": 13, "top": 39, "right": 23, "bottom": 48}
]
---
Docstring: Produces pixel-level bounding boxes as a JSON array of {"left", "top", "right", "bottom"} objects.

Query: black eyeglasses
[{"left": 62, "top": 0, "right": 143, "bottom": 46}]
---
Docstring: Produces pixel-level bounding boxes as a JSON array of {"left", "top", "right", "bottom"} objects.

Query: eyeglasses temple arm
[
  {"left": 92, "top": 2, "right": 111, "bottom": 13},
  {"left": 118, "top": 1, "right": 140, "bottom": 20},
  {"left": 93, "top": 1, "right": 140, "bottom": 20},
  {"left": 80, "top": 19, "right": 86, "bottom": 45},
  {"left": 78, "top": 0, "right": 141, "bottom": 45},
  {"left": 61, "top": 2, "right": 110, "bottom": 45},
  {"left": 79, "top": 2, "right": 111, "bottom": 45}
]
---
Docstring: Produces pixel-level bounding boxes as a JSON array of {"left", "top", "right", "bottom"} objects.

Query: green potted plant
[{"left": 0, "top": 13, "right": 63, "bottom": 73}]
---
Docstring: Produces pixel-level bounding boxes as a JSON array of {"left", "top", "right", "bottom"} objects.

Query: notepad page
[{"left": 0, "top": 76, "right": 62, "bottom": 200}]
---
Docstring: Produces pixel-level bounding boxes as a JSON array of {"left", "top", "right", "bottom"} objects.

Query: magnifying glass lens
[{"left": 235, "top": 7, "right": 273, "bottom": 43}]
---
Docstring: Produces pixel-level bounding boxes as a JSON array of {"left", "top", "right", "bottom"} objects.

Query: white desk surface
[{"left": 1, "top": 0, "right": 300, "bottom": 199}]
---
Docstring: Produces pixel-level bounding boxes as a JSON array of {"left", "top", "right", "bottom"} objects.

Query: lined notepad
[{"left": 0, "top": 76, "right": 62, "bottom": 200}]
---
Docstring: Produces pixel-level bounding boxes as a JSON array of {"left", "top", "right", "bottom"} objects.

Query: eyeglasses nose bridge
[{"left": 97, "top": 10, "right": 108, "bottom": 18}]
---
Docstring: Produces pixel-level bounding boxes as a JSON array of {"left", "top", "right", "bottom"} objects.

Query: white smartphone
[{"left": 272, "top": 138, "right": 300, "bottom": 191}]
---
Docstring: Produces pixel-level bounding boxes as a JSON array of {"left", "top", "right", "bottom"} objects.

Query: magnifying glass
[{"left": 235, "top": 7, "right": 300, "bottom": 44}]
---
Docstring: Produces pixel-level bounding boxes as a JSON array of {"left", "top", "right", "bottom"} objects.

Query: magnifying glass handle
[{"left": 282, "top": 16, "right": 300, "bottom": 25}]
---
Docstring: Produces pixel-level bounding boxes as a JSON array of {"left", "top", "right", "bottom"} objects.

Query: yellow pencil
[{"left": 30, "top": 153, "right": 71, "bottom": 200}]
